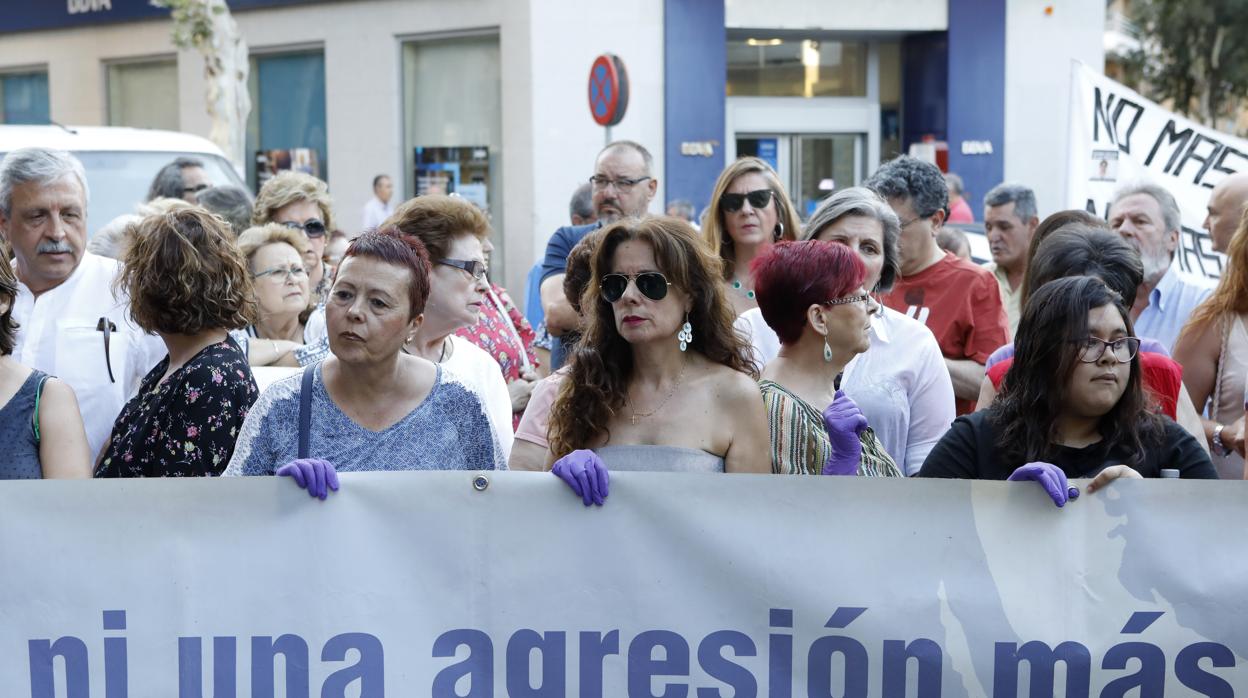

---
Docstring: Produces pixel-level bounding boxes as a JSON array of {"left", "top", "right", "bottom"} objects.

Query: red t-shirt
[
  {"left": 881, "top": 252, "right": 1009, "bottom": 415},
  {"left": 986, "top": 352, "right": 1181, "bottom": 420}
]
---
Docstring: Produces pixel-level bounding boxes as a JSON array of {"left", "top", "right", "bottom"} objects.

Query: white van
[{"left": 0, "top": 125, "right": 248, "bottom": 236}]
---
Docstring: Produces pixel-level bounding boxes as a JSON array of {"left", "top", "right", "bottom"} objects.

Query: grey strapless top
[{"left": 594, "top": 445, "right": 725, "bottom": 473}]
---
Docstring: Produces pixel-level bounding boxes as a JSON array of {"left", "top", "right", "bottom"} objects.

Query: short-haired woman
[
  {"left": 224, "top": 229, "right": 505, "bottom": 493},
  {"left": 736, "top": 187, "right": 955, "bottom": 474},
  {"left": 252, "top": 171, "right": 336, "bottom": 304},
  {"left": 386, "top": 195, "right": 514, "bottom": 458},
  {"left": 95, "top": 209, "right": 259, "bottom": 477},
  {"left": 0, "top": 242, "right": 91, "bottom": 479},
  {"left": 232, "top": 224, "right": 330, "bottom": 368},
  {"left": 921, "top": 276, "right": 1216, "bottom": 504},
  {"left": 546, "top": 217, "right": 770, "bottom": 505},
  {"left": 752, "top": 241, "right": 901, "bottom": 477},
  {"left": 701, "top": 157, "right": 801, "bottom": 314}
]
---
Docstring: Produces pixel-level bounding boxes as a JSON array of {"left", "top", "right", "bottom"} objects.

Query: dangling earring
[
  {"left": 678, "top": 315, "right": 693, "bottom": 352},
  {"left": 774, "top": 221, "right": 784, "bottom": 241},
  {"left": 823, "top": 335, "right": 834, "bottom": 363}
]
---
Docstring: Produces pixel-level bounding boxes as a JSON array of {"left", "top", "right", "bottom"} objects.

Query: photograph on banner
[{"left": 1066, "top": 61, "right": 1244, "bottom": 281}]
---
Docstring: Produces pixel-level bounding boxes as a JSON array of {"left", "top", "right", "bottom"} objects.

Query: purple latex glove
[
  {"left": 1007, "top": 461, "right": 1080, "bottom": 508},
  {"left": 276, "top": 458, "right": 340, "bottom": 500},
  {"left": 551, "top": 449, "right": 609, "bottom": 506},
  {"left": 821, "top": 390, "right": 868, "bottom": 476}
]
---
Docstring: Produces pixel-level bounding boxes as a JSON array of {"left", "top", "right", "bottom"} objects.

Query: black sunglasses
[
  {"left": 600, "top": 272, "right": 672, "bottom": 303},
  {"left": 437, "top": 258, "right": 488, "bottom": 280},
  {"left": 281, "top": 219, "right": 328, "bottom": 239},
  {"left": 719, "top": 189, "right": 774, "bottom": 213}
]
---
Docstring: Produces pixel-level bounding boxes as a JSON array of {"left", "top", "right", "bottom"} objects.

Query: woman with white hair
[{"left": 736, "top": 187, "right": 956, "bottom": 474}]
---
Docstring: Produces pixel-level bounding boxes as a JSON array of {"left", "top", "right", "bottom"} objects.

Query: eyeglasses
[
  {"left": 720, "top": 189, "right": 775, "bottom": 213},
  {"left": 281, "top": 219, "right": 328, "bottom": 239},
  {"left": 254, "top": 264, "right": 308, "bottom": 282},
  {"left": 182, "top": 183, "right": 210, "bottom": 197},
  {"left": 437, "top": 258, "right": 488, "bottom": 281},
  {"left": 1074, "top": 336, "right": 1141, "bottom": 363},
  {"left": 589, "top": 175, "right": 652, "bottom": 191},
  {"left": 823, "top": 293, "right": 873, "bottom": 308},
  {"left": 600, "top": 271, "right": 672, "bottom": 303}
]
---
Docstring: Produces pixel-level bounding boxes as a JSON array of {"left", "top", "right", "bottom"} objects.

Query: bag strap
[
  {"left": 1211, "top": 314, "right": 1231, "bottom": 423},
  {"left": 297, "top": 364, "right": 315, "bottom": 459},
  {"left": 31, "top": 374, "right": 50, "bottom": 445}
]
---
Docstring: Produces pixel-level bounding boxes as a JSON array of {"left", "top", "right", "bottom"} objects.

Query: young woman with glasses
[
  {"left": 544, "top": 217, "right": 770, "bottom": 505},
  {"left": 750, "top": 241, "right": 901, "bottom": 477},
  {"left": 700, "top": 157, "right": 802, "bottom": 315},
  {"left": 231, "top": 224, "right": 330, "bottom": 368},
  {"left": 387, "top": 195, "right": 514, "bottom": 458},
  {"left": 921, "top": 276, "right": 1216, "bottom": 504}
]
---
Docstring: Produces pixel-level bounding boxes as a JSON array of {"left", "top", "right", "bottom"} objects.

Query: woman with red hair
[{"left": 751, "top": 240, "right": 901, "bottom": 476}]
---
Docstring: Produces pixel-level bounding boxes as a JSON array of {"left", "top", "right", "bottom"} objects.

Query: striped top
[{"left": 759, "top": 380, "right": 901, "bottom": 477}]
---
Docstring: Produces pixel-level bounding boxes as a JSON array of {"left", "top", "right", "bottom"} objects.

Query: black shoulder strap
[
  {"left": 31, "top": 373, "right": 51, "bottom": 445},
  {"left": 297, "top": 364, "right": 315, "bottom": 459}
]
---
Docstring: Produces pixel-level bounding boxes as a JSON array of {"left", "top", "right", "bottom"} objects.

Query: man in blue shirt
[
  {"left": 1108, "top": 182, "right": 1214, "bottom": 353},
  {"left": 540, "top": 140, "right": 658, "bottom": 368}
]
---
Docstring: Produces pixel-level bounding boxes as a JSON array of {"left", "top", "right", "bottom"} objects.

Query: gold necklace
[{"left": 625, "top": 361, "right": 687, "bottom": 425}]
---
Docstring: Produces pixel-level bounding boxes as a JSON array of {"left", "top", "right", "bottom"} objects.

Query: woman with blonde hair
[
  {"left": 701, "top": 157, "right": 801, "bottom": 314},
  {"left": 1174, "top": 212, "right": 1248, "bottom": 478},
  {"left": 252, "top": 171, "right": 336, "bottom": 304},
  {"left": 232, "top": 224, "right": 330, "bottom": 368},
  {"left": 545, "top": 216, "right": 770, "bottom": 505}
]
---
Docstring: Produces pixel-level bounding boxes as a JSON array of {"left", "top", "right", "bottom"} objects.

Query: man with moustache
[
  {"left": 0, "top": 147, "right": 163, "bottom": 459},
  {"left": 981, "top": 183, "right": 1039, "bottom": 336},
  {"left": 539, "top": 140, "right": 658, "bottom": 369}
]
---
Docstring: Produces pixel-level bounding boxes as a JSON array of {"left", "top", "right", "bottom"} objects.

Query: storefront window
[
  {"left": 0, "top": 71, "right": 49, "bottom": 124},
  {"left": 107, "top": 59, "right": 178, "bottom": 130},
  {"left": 727, "top": 36, "right": 866, "bottom": 98},
  {"left": 245, "top": 51, "right": 328, "bottom": 193},
  {"left": 402, "top": 34, "right": 503, "bottom": 255}
]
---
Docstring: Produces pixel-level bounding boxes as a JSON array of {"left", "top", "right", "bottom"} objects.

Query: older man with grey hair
[
  {"left": 0, "top": 147, "right": 163, "bottom": 458},
  {"left": 982, "top": 183, "right": 1039, "bottom": 335},
  {"left": 1108, "top": 182, "right": 1214, "bottom": 352}
]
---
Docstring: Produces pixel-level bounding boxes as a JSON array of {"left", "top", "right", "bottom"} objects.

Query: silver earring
[
  {"left": 823, "top": 336, "right": 834, "bottom": 363},
  {"left": 775, "top": 221, "right": 784, "bottom": 241},
  {"left": 678, "top": 316, "right": 693, "bottom": 352}
]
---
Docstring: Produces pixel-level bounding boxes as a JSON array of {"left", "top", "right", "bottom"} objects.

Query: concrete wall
[{"left": 1004, "top": 0, "right": 1104, "bottom": 218}]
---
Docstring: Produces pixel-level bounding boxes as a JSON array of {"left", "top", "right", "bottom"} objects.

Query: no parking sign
[{"left": 588, "top": 53, "right": 629, "bottom": 127}]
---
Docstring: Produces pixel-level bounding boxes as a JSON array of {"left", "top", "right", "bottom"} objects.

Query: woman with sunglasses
[
  {"left": 701, "top": 157, "right": 802, "bottom": 315},
  {"left": 544, "top": 217, "right": 770, "bottom": 505},
  {"left": 252, "top": 171, "right": 336, "bottom": 306},
  {"left": 751, "top": 241, "right": 901, "bottom": 477},
  {"left": 231, "top": 224, "right": 330, "bottom": 368},
  {"left": 737, "top": 188, "right": 955, "bottom": 474},
  {"left": 920, "top": 276, "right": 1216, "bottom": 505},
  {"left": 386, "top": 195, "right": 514, "bottom": 458}
]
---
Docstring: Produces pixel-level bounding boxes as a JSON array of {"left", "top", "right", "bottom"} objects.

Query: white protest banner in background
[
  {"left": 1, "top": 473, "right": 1246, "bottom": 696},
  {"left": 1066, "top": 60, "right": 1248, "bottom": 281}
]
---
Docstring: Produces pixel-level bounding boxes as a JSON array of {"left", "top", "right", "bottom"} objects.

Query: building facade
[{"left": 0, "top": 0, "right": 1102, "bottom": 292}]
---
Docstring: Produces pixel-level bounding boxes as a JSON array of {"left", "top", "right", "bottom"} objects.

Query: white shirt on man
[
  {"left": 10, "top": 252, "right": 165, "bottom": 458},
  {"left": 735, "top": 305, "right": 956, "bottom": 475},
  {"left": 361, "top": 196, "right": 395, "bottom": 231}
]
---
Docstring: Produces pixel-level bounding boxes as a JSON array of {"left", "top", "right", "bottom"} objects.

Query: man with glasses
[
  {"left": 0, "top": 147, "right": 164, "bottom": 458},
  {"left": 865, "top": 156, "right": 1008, "bottom": 415},
  {"left": 146, "top": 156, "right": 213, "bottom": 205},
  {"left": 539, "top": 140, "right": 658, "bottom": 369}
]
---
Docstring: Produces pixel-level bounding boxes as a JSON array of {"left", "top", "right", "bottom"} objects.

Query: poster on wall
[
  {"left": 1066, "top": 61, "right": 1242, "bottom": 281},
  {"left": 413, "top": 146, "right": 490, "bottom": 210},
  {"left": 254, "top": 148, "right": 320, "bottom": 193}
]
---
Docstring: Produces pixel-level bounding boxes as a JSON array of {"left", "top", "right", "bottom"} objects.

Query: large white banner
[
  {"left": 1066, "top": 61, "right": 1245, "bottom": 281},
  {"left": 1, "top": 473, "right": 1245, "bottom": 696}
]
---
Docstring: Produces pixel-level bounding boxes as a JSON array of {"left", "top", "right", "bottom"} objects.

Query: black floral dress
[{"left": 95, "top": 337, "right": 258, "bottom": 477}]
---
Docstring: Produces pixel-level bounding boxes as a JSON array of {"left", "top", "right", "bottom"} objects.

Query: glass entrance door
[{"left": 737, "top": 133, "right": 865, "bottom": 219}]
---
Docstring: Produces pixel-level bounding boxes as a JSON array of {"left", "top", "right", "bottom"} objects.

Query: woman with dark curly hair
[
  {"left": 0, "top": 241, "right": 91, "bottom": 479},
  {"left": 95, "top": 208, "right": 259, "bottom": 478},
  {"left": 545, "top": 216, "right": 770, "bottom": 505},
  {"left": 920, "top": 276, "right": 1216, "bottom": 505}
]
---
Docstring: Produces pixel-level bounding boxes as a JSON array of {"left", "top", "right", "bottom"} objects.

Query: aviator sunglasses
[
  {"left": 600, "top": 271, "right": 672, "bottom": 303},
  {"left": 719, "top": 189, "right": 775, "bottom": 213}
]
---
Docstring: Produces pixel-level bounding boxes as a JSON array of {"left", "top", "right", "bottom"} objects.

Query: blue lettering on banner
[{"left": 21, "top": 608, "right": 1239, "bottom": 697}]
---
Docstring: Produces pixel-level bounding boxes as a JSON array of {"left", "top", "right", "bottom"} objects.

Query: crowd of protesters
[{"left": 0, "top": 139, "right": 1236, "bottom": 506}]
